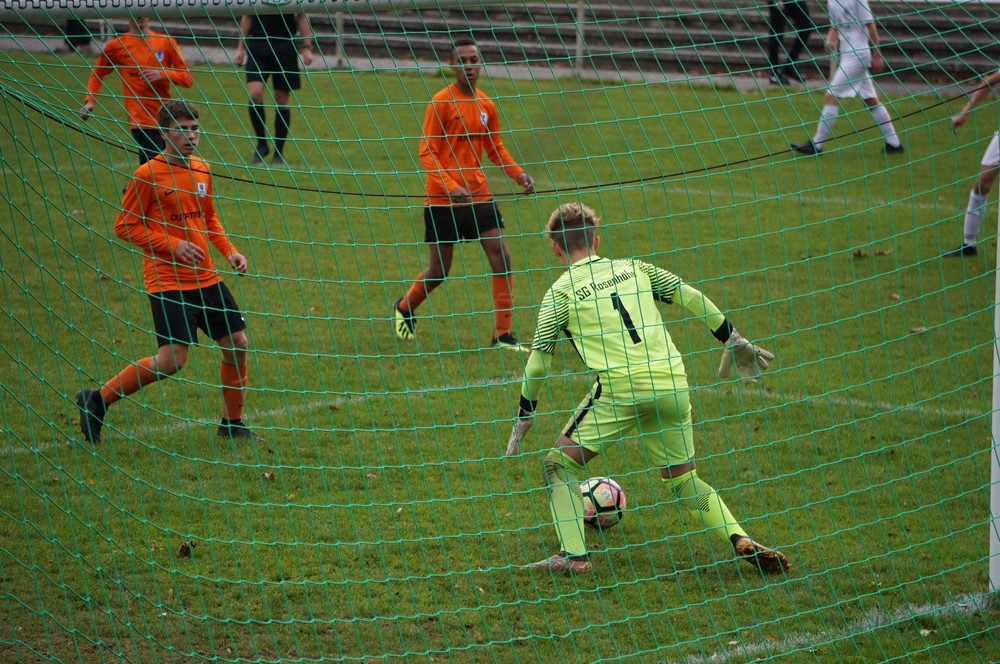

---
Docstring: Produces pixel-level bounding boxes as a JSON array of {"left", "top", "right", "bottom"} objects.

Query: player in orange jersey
[
  {"left": 392, "top": 37, "right": 534, "bottom": 351},
  {"left": 80, "top": 17, "right": 194, "bottom": 164},
  {"left": 75, "top": 101, "right": 256, "bottom": 444}
]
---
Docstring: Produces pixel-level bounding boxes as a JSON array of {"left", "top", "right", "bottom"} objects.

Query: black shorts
[
  {"left": 245, "top": 39, "right": 301, "bottom": 91},
  {"left": 149, "top": 282, "right": 247, "bottom": 348},
  {"left": 131, "top": 128, "right": 165, "bottom": 165},
  {"left": 424, "top": 202, "right": 504, "bottom": 244}
]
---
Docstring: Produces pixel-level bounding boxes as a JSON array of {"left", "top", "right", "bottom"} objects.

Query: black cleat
[
  {"left": 75, "top": 388, "right": 106, "bottom": 444},
  {"left": 791, "top": 140, "right": 822, "bottom": 155},
  {"left": 248, "top": 144, "right": 269, "bottom": 165},
  {"left": 393, "top": 298, "right": 415, "bottom": 341},
  {"left": 218, "top": 419, "right": 259, "bottom": 440},
  {"left": 768, "top": 71, "right": 790, "bottom": 86},
  {"left": 942, "top": 244, "right": 977, "bottom": 258},
  {"left": 270, "top": 153, "right": 287, "bottom": 167},
  {"left": 884, "top": 142, "right": 905, "bottom": 154},
  {"left": 780, "top": 66, "right": 805, "bottom": 83},
  {"left": 491, "top": 333, "right": 529, "bottom": 353}
]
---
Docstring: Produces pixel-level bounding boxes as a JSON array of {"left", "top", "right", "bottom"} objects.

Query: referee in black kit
[{"left": 233, "top": 11, "right": 315, "bottom": 166}]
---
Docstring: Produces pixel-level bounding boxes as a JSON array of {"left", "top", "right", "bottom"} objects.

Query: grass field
[{"left": 2, "top": 47, "right": 1000, "bottom": 663}]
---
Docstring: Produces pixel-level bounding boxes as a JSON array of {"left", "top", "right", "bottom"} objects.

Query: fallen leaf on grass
[
  {"left": 71, "top": 209, "right": 84, "bottom": 216},
  {"left": 874, "top": 249, "right": 893, "bottom": 256},
  {"left": 98, "top": 274, "right": 111, "bottom": 281},
  {"left": 909, "top": 327, "right": 927, "bottom": 334},
  {"left": 176, "top": 540, "right": 196, "bottom": 558},
  {"left": 852, "top": 249, "right": 870, "bottom": 258},
  {"left": 328, "top": 403, "right": 340, "bottom": 411},
  {"left": 366, "top": 473, "right": 377, "bottom": 479},
  {"left": 308, "top": 306, "right": 320, "bottom": 312},
  {"left": 261, "top": 472, "right": 275, "bottom": 480},
  {"left": 888, "top": 293, "right": 900, "bottom": 301}
]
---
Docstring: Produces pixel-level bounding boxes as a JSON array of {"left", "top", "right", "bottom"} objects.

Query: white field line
[
  {"left": 680, "top": 592, "right": 994, "bottom": 664},
  {"left": 7, "top": 369, "right": 982, "bottom": 457}
]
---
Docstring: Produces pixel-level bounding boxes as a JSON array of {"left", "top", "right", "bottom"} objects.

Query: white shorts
[
  {"left": 981, "top": 132, "right": 1000, "bottom": 168},
  {"left": 828, "top": 53, "right": 877, "bottom": 100}
]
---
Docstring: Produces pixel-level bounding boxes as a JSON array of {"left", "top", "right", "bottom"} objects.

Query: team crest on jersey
[
  {"left": 197, "top": 182, "right": 207, "bottom": 197},
  {"left": 155, "top": 50, "right": 165, "bottom": 62},
  {"left": 480, "top": 111, "right": 488, "bottom": 127}
]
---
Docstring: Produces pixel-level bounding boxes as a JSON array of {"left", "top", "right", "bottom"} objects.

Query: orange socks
[
  {"left": 400, "top": 272, "right": 513, "bottom": 335},
  {"left": 220, "top": 362, "right": 249, "bottom": 422},
  {"left": 100, "top": 357, "right": 159, "bottom": 406},
  {"left": 492, "top": 274, "right": 514, "bottom": 336},
  {"left": 400, "top": 272, "right": 430, "bottom": 314}
]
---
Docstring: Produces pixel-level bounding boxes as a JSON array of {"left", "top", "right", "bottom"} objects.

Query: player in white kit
[{"left": 790, "top": 0, "right": 903, "bottom": 155}]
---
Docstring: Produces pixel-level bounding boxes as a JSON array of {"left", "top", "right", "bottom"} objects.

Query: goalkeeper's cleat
[
  {"left": 393, "top": 299, "right": 415, "bottom": 341},
  {"left": 883, "top": 142, "right": 905, "bottom": 154},
  {"left": 528, "top": 552, "right": 592, "bottom": 574},
  {"left": 218, "top": 419, "right": 259, "bottom": 440},
  {"left": 790, "top": 140, "right": 822, "bottom": 155},
  {"left": 75, "top": 388, "right": 106, "bottom": 444},
  {"left": 733, "top": 536, "right": 790, "bottom": 575},
  {"left": 491, "top": 333, "right": 529, "bottom": 353},
  {"left": 942, "top": 244, "right": 977, "bottom": 258}
]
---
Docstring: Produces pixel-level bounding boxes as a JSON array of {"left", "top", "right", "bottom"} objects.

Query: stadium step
[{"left": 42, "top": 0, "right": 1000, "bottom": 82}]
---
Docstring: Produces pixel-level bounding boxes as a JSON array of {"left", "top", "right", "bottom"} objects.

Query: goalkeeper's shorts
[{"left": 560, "top": 379, "right": 694, "bottom": 468}]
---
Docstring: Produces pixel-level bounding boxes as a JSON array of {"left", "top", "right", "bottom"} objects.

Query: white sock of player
[
  {"left": 963, "top": 192, "right": 988, "bottom": 246},
  {"left": 870, "top": 104, "right": 901, "bottom": 148},
  {"left": 812, "top": 104, "right": 839, "bottom": 149}
]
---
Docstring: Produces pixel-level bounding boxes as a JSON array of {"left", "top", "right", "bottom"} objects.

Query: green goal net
[{"left": 2, "top": 1, "right": 999, "bottom": 662}]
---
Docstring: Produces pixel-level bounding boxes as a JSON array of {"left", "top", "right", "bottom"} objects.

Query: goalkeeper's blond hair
[{"left": 546, "top": 202, "right": 599, "bottom": 253}]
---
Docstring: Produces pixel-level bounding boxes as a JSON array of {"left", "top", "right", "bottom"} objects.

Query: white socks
[
  {"left": 964, "top": 192, "right": 988, "bottom": 246},
  {"left": 812, "top": 104, "right": 840, "bottom": 149},
  {"left": 870, "top": 104, "right": 901, "bottom": 147}
]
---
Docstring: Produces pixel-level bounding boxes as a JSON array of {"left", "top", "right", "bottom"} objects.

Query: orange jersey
[
  {"left": 419, "top": 83, "right": 524, "bottom": 206},
  {"left": 85, "top": 31, "right": 194, "bottom": 129},
  {"left": 115, "top": 155, "right": 237, "bottom": 294}
]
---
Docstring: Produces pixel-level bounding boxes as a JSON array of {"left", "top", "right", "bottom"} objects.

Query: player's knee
[
  {"left": 156, "top": 352, "right": 185, "bottom": 375},
  {"left": 230, "top": 332, "right": 250, "bottom": 353},
  {"left": 425, "top": 267, "right": 447, "bottom": 283},
  {"left": 976, "top": 176, "right": 997, "bottom": 196}
]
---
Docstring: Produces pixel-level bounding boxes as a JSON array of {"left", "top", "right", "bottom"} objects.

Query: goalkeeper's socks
[
  {"left": 543, "top": 449, "right": 588, "bottom": 557},
  {"left": 666, "top": 470, "right": 747, "bottom": 542}
]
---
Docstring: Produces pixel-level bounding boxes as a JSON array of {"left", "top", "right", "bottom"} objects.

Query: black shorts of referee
[{"left": 244, "top": 38, "right": 301, "bottom": 91}]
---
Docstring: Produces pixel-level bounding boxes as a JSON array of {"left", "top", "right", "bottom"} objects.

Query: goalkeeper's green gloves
[{"left": 718, "top": 329, "right": 774, "bottom": 381}]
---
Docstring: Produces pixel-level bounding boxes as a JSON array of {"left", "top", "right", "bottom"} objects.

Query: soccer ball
[{"left": 580, "top": 476, "right": 626, "bottom": 530}]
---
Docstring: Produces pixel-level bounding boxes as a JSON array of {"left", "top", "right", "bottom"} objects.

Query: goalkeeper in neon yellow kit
[{"left": 508, "top": 202, "right": 789, "bottom": 575}]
